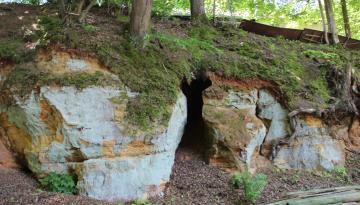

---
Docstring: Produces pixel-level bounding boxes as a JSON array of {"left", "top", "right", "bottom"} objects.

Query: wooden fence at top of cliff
[
  {"left": 239, "top": 20, "right": 360, "bottom": 49},
  {"left": 170, "top": 16, "right": 360, "bottom": 49}
]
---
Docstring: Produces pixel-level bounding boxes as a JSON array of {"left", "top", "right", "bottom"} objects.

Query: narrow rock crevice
[{"left": 178, "top": 72, "right": 212, "bottom": 159}]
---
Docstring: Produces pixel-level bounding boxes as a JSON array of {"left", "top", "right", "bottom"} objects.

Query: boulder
[
  {"left": 203, "top": 88, "right": 267, "bottom": 171},
  {"left": 0, "top": 53, "right": 187, "bottom": 202},
  {"left": 274, "top": 115, "right": 345, "bottom": 171}
]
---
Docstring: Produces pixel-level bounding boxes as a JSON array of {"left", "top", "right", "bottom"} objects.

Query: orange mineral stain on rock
[
  {"left": 304, "top": 114, "right": 323, "bottom": 128},
  {"left": 120, "top": 141, "right": 153, "bottom": 157},
  {"left": 0, "top": 138, "right": 19, "bottom": 169},
  {"left": 36, "top": 49, "right": 110, "bottom": 75},
  {"left": 102, "top": 140, "right": 116, "bottom": 158},
  {"left": 0, "top": 113, "right": 32, "bottom": 156},
  {"left": 349, "top": 118, "right": 360, "bottom": 149}
]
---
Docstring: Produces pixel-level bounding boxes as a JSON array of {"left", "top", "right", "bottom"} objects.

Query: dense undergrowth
[{"left": 1, "top": 6, "right": 360, "bottom": 129}]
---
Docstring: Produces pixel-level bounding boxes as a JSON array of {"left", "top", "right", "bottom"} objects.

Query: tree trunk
[
  {"left": 78, "top": 0, "right": 97, "bottom": 23},
  {"left": 318, "top": 0, "right": 329, "bottom": 44},
  {"left": 324, "top": 0, "right": 339, "bottom": 44},
  {"left": 190, "top": 0, "right": 206, "bottom": 22},
  {"left": 212, "top": 0, "right": 216, "bottom": 24},
  {"left": 58, "top": 0, "right": 66, "bottom": 20},
  {"left": 341, "top": 0, "right": 351, "bottom": 38},
  {"left": 130, "top": 0, "right": 153, "bottom": 40},
  {"left": 343, "top": 56, "right": 358, "bottom": 114},
  {"left": 76, "top": 0, "right": 85, "bottom": 14}
]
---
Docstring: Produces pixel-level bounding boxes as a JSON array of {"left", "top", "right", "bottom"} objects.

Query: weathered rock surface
[
  {"left": 203, "top": 87, "right": 267, "bottom": 171},
  {"left": 257, "top": 90, "right": 290, "bottom": 158},
  {"left": 274, "top": 115, "right": 346, "bottom": 170},
  {"left": 1, "top": 55, "right": 357, "bottom": 202},
  {"left": 257, "top": 90, "right": 290, "bottom": 143},
  {"left": 0, "top": 136, "right": 19, "bottom": 169},
  {"left": 349, "top": 118, "right": 360, "bottom": 151},
  {"left": 0, "top": 53, "right": 187, "bottom": 202},
  {"left": 202, "top": 73, "right": 347, "bottom": 172}
]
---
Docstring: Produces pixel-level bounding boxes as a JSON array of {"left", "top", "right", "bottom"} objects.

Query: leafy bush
[
  {"left": 232, "top": 171, "right": 267, "bottom": 204},
  {"left": 152, "top": 0, "right": 176, "bottom": 16},
  {"left": 333, "top": 166, "right": 348, "bottom": 180},
  {"left": 39, "top": 172, "right": 77, "bottom": 194}
]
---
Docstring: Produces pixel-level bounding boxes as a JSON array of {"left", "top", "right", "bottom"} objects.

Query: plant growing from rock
[
  {"left": 333, "top": 166, "right": 349, "bottom": 181},
  {"left": 232, "top": 171, "right": 267, "bottom": 204},
  {"left": 39, "top": 172, "right": 77, "bottom": 194},
  {"left": 131, "top": 199, "right": 153, "bottom": 205}
]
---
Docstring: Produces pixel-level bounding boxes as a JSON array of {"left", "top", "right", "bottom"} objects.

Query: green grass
[{"left": 81, "top": 24, "right": 98, "bottom": 32}]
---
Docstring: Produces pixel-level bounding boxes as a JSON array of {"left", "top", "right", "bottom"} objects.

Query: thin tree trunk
[
  {"left": 76, "top": 0, "right": 85, "bottom": 14},
  {"left": 190, "top": 0, "right": 206, "bottom": 22},
  {"left": 341, "top": 0, "right": 351, "bottom": 38},
  {"left": 318, "top": 0, "right": 329, "bottom": 44},
  {"left": 78, "top": 0, "right": 97, "bottom": 23},
  {"left": 58, "top": 0, "right": 66, "bottom": 20},
  {"left": 212, "top": 0, "right": 216, "bottom": 24},
  {"left": 324, "top": 0, "right": 340, "bottom": 44},
  {"left": 130, "top": 0, "right": 153, "bottom": 40}
]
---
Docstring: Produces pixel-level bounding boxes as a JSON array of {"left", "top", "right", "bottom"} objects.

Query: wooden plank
[
  {"left": 302, "top": 37, "right": 321, "bottom": 43},
  {"left": 305, "top": 34, "right": 322, "bottom": 38},
  {"left": 266, "top": 186, "right": 360, "bottom": 205}
]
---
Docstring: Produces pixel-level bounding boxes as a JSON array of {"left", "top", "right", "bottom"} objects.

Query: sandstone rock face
[
  {"left": 1, "top": 86, "right": 187, "bottom": 201},
  {"left": 0, "top": 53, "right": 187, "bottom": 202},
  {"left": 202, "top": 73, "right": 347, "bottom": 172},
  {"left": 349, "top": 118, "right": 360, "bottom": 151},
  {"left": 274, "top": 115, "right": 345, "bottom": 171},
  {"left": 203, "top": 88, "right": 267, "bottom": 171},
  {"left": 257, "top": 90, "right": 290, "bottom": 143},
  {"left": 0, "top": 137, "right": 19, "bottom": 169}
]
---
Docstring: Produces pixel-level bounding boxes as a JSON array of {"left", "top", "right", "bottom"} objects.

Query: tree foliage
[{"left": 5, "top": 0, "right": 359, "bottom": 39}]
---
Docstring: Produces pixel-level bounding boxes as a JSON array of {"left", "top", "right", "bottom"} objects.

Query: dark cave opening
[{"left": 179, "top": 72, "right": 212, "bottom": 159}]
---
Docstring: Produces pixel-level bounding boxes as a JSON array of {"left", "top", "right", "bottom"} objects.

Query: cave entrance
[{"left": 178, "top": 72, "right": 212, "bottom": 160}]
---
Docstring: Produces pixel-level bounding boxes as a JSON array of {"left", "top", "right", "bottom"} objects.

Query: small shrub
[
  {"left": 0, "top": 40, "right": 31, "bottom": 63},
  {"left": 39, "top": 172, "right": 77, "bottom": 194},
  {"left": 333, "top": 166, "right": 348, "bottom": 180},
  {"left": 37, "top": 16, "right": 63, "bottom": 44},
  {"left": 232, "top": 171, "right": 267, "bottom": 204}
]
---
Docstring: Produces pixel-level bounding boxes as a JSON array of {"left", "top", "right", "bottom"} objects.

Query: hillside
[
  {"left": 1, "top": 3, "right": 360, "bottom": 205},
  {"left": 1, "top": 4, "right": 359, "bottom": 129}
]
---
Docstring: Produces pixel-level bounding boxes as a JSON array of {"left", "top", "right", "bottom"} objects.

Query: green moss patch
[{"left": 3, "top": 63, "right": 119, "bottom": 99}]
